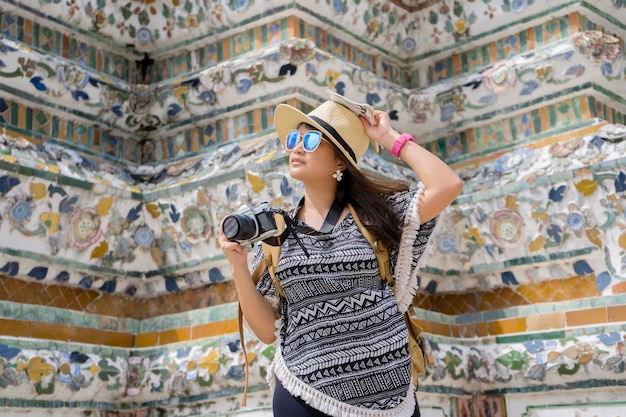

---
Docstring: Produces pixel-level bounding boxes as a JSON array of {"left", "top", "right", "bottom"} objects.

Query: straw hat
[{"left": 274, "top": 100, "right": 370, "bottom": 168}]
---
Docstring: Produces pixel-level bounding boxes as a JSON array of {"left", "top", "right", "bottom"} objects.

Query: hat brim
[{"left": 274, "top": 103, "right": 362, "bottom": 168}]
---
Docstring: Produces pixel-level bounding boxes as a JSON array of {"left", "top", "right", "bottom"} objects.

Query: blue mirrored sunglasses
[{"left": 285, "top": 130, "right": 324, "bottom": 152}]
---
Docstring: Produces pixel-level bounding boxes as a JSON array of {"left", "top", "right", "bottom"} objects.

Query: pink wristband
[{"left": 391, "top": 133, "right": 415, "bottom": 158}]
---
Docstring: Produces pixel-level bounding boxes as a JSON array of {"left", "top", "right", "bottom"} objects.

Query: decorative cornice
[
  {"left": 3, "top": 0, "right": 624, "bottom": 60},
  {"left": 0, "top": 32, "right": 623, "bottom": 159}
]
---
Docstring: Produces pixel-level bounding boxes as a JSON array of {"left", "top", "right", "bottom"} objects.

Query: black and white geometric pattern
[{"left": 255, "top": 187, "right": 436, "bottom": 416}]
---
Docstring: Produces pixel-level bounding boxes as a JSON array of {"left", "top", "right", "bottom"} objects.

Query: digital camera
[{"left": 221, "top": 202, "right": 280, "bottom": 246}]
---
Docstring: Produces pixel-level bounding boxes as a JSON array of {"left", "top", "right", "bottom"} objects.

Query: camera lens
[{"left": 222, "top": 214, "right": 258, "bottom": 241}]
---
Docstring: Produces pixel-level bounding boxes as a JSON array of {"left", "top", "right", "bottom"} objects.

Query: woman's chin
[{"left": 288, "top": 166, "right": 305, "bottom": 179}]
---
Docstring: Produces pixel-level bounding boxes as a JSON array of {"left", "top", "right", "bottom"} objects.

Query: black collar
[
  {"left": 293, "top": 197, "right": 344, "bottom": 235},
  {"left": 262, "top": 197, "right": 344, "bottom": 257}
]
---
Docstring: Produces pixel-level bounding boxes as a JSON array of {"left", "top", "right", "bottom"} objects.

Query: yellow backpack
[{"left": 238, "top": 203, "right": 427, "bottom": 406}]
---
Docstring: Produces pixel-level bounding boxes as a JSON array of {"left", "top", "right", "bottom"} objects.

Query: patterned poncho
[{"left": 254, "top": 187, "right": 437, "bottom": 417}]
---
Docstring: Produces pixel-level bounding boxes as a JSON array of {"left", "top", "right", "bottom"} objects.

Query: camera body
[{"left": 221, "top": 202, "right": 280, "bottom": 246}]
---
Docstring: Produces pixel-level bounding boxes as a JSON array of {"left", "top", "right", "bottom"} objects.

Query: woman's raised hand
[{"left": 359, "top": 110, "right": 400, "bottom": 152}]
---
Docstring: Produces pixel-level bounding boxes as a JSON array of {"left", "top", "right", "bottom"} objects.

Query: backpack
[{"left": 238, "top": 203, "right": 427, "bottom": 406}]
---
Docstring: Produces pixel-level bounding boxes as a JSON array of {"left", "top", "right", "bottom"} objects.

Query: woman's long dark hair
[{"left": 335, "top": 150, "right": 410, "bottom": 250}]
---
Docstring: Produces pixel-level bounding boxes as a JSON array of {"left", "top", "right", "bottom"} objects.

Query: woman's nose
[{"left": 292, "top": 138, "right": 305, "bottom": 153}]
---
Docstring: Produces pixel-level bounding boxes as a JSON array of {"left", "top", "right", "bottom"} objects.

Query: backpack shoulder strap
[
  {"left": 250, "top": 241, "right": 283, "bottom": 292},
  {"left": 346, "top": 203, "right": 393, "bottom": 287},
  {"left": 258, "top": 241, "right": 284, "bottom": 296},
  {"left": 237, "top": 303, "right": 250, "bottom": 406},
  {"left": 250, "top": 212, "right": 286, "bottom": 291},
  {"left": 240, "top": 213, "right": 285, "bottom": 406}
]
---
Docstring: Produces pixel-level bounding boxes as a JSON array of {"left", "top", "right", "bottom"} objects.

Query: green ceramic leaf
[
  {"left": 453, "top": 1, "right": 464, "bottom": 17},
  {"left": 97, "top": 359, "right": 120, "bottom": 382},
  {"left": 35, "top": 381, "right": 54, "bottom": 395},
  {"left": 428, "top": 11, "right": 438, "bottom": 25}
]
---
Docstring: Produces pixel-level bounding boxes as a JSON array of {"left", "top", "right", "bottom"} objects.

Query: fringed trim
[
  {"left": 415, "top": 208, "right": 446, "bottom": 274},
  {"left": 405, "top": 206, "right": 447, "bottom": 310},
  {"left": 272, "top": 345, "right": 416, "bottom": 417},
  {"left": 394, "top": 185, "right": 424, "bottom": 313}
]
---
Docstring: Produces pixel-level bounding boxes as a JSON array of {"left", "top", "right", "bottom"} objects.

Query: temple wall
[{"left": 0, "top": 1, "right": 625, "bottom": 416}]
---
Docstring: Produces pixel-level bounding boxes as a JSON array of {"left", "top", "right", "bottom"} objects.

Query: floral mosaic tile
[
  {"left": 1, "top": 108, "right": 626, "bottom": 299},
  {"left": 0, "top": 322, "right": 623, "bottom": 414},
  {"left": 416, "top": 124, "right": 626, "bottom": 295}
]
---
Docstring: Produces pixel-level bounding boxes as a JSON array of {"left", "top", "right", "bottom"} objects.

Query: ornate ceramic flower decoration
[
  {"left": 573, "top": 31, "right": 622, "bottom": 64},
  {"left": 482, "top": 62, "right": 518, "bottom": 93},
  {"left": 128, "top": 85, "right": 155, "bottom": 115},
  {"left": 5, "top": 194, "right": 35, "bottom": 226},
  {"left": 279, "top": 39, "right": 316, "bottom": 65},
  {"left": 67, "top": 207, "right": 103, "bottom": 251},
  {"left": 560, "top": 203, "right": 595, "bottom": 238},
  {"left": 91, "top": 9, "right": 108, "bottom": 29},
  {"left": 489, "top": 209, "right": 525, "bottom": 249},
  {"left": 3, "top": 191, "right": 45, "bottom": 236},
  {"left": 407, "top": 92, "right": 436, "bottom": 123},
  {"left": 133, "top": 225, "right": 155, "bottom": 248},
  {"left": 199, "top": 64, "right": 232, "bottom": 103},
  {"left": 181, "top": 206, "right": 211, "bottom": 243},
  {"left": 57, "top": 63, "right": 90, "bottom": 100},
  {"left": 437, "top": 231, "right": 459, "bottom": 254}
]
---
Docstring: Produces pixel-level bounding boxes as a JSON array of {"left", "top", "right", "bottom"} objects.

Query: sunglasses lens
[
  {"left": 303, "top": 131, "right": 322, "bottom": 152},
  {"left": 285, "top": 130, "right": 323, "bottom": 152},
  {"left": 285, "top": 130, "right": 300, "bottom": 151}
]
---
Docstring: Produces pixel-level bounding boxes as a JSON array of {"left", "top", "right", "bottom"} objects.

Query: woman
[{"left": 219, "top": 96, "right": 462, "bottom": 417}]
